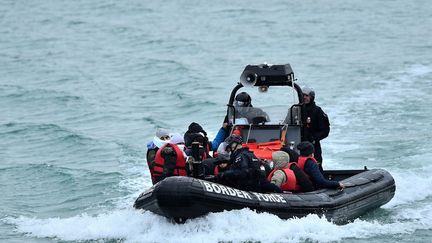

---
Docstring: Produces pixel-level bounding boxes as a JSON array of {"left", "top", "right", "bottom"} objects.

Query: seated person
[
  {"left": 296, "top": 142, "right": 344, "bottom": 190},
  {"left": 216, "top": 135, "right": 281, "bottom": 193},
  {"left": 267, "top": 151, "right": 314, "bottom": 192},
  {"left": 202, "top": 142, "right": 232, "bottom": 177},
  {"left": 152, "top": 142, "right": 187, "bottom": 184},
  {"left": 234, "top": 92, "right": 270, "bottom": 124},
  {"left": 146, "top": 128, "right": 171, "bottom": 175},
  {"left": 148, "top": 130, "right": 188, "bottom": 184},
  {"left": 184, "top": 122, "right": 228, "bottom": 160},
  {"left": 169, "top": 132, "right": 186, "bottom": 154},
  {"left": 268, "top": 151, "right": 291, "bottom": 188}
]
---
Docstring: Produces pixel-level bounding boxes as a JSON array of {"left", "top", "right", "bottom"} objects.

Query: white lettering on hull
[
  {"left": 200, "top": 181, "right": 285, "bottom": 203},
  {"left": 251, "top": 192, "right": 287, "bottom": 203}
]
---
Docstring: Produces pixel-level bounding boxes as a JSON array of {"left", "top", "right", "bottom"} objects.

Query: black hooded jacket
[
  {"left": 302, "top": 101, "right": 330, "bottom": 143},
  {"left": 217, "top": 147, "right": 263, "bottom": 192}
]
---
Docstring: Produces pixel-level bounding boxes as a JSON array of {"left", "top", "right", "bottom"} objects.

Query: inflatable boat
[
  {"left": 136, "top": 64, "right": 396, "bottom": 223},
  {"left": 134, "top": 168, "right": 395, "bottom": 224}
]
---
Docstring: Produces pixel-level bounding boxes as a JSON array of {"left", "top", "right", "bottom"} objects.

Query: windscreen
[{"left": 231, "top": 86, "right": 299, "bottom": 125}]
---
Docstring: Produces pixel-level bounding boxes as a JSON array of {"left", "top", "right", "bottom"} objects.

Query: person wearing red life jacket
[
  {"left": 146, "top": 129, "right": 171, "bottom": 172},
  {"left": 146, "top": 128, "right": 173, "bottom": 183},
  {"left": 268, "top": 151, "right": 294, "bottom": 189},
  {"left": 267, "top": 151, "right": 314, "bottom": 192},
  {"left": 297, "top": 141, "right": 344, "bottom": 190},
  {"left": 152, "top": 142, "right": 187, "bottom": 184}
]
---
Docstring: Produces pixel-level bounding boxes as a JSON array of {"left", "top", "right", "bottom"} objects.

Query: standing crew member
[{"left": 301, "top": 86, "right": 330, "bottom": 171}]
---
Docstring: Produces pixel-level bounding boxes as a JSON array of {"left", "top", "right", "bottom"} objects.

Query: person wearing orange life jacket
[
  {"left": 146, "top": 128, "right": 171, "bottom": 171},
  {"left": 148, "top": 132, "right": 187, "bottom": 184},
  {"left": 268, "top": 151, "right": 294, "bottom": 189},
  {"left": 267, "top": 151, "right": 314, "bottom": 192},
  {"left": 152, "top": 141, "right": 187, "bottom": 184},
  {"left": 146, "top": 128, "right": 173, "bottom": 184},
  {"left": 296, "top": 141, "right": 344, "bottom": 190}
]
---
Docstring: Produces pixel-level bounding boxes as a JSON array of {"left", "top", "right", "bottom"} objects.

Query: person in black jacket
[
  {"left": 216, "top": 135, "right": 282, "bottom": 193},
  {"left": 301, "top": 87, "right": 330, "bottom": 171},
  {"left": 183, "top": 122, "right": 228, "bottom": 160}
]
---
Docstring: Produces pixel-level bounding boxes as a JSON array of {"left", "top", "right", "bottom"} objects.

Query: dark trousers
[{"left": 314, "top": 142, "right": 324, "bottom": 173}]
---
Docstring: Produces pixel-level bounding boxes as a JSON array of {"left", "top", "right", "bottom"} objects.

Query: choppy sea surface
[{"left": 1, "top": 0, "right": 432, "bottom": 242}]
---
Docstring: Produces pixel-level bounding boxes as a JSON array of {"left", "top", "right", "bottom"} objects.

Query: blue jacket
[
  {"left": 210, "top": 127, "right": 228, "bottom": 152},
  {"left": 147, "top": 141, "right": 157, "bottom": 150},
  {"left": 303, "top": 159, "right": 339, "bottom": 189}
]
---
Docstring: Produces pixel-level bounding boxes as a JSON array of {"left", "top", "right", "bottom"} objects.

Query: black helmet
[
  {"left": 224, "top": 135, "right": 243, "bottom": 151},
  {"left": 234, "top": 92, "right": 252, "bottom": 107}
]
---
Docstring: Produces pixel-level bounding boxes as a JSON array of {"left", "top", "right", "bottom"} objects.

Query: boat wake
[{"left": 5, "top": 202, "right": 432, "bottom": 243}]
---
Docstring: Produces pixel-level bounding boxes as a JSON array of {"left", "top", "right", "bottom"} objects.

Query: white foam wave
[
  {"left": 5, "top": 206, "right": 432, "bottom": 243},
  {"left": 115, "top": 164, "right": 152, "bottom": 209},
  {"left": 404, "top": 64, "right": 432, "bottom": 77},
  {"left": 384, "top": 165, "right": 432, "bottom": 208}
]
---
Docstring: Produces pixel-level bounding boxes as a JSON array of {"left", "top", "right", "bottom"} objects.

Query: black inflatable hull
[{"left": 134, "top": 169, "right": 395, "bottom": 224}]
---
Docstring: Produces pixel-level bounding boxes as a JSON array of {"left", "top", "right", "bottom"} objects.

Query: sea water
[{"left": 1, "top": 0, "right": 432, "bottom": 242}]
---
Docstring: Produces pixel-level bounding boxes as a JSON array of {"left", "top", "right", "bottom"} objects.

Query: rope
[{"left": 246, "top": 124, "right": 252, "bottom": 143}]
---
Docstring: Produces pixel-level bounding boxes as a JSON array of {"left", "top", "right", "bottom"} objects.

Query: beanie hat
[
  {"left": 187, "top": 122, "right": 207, "bottom": 136},
  {"left": 297, "top": 141, "right": 314, "bottom": 156},
  {"left": 155, "top": 128, "right": 170, "bottom": 138},
  {"left": 302, "top": 86, "right": 315, "bottom": 100},
  {"left": 272, "top": 151, "right": 290, "bottom": 169},
  {"left": 169, "top": 133, "right": 184, "bottom": 145}
]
